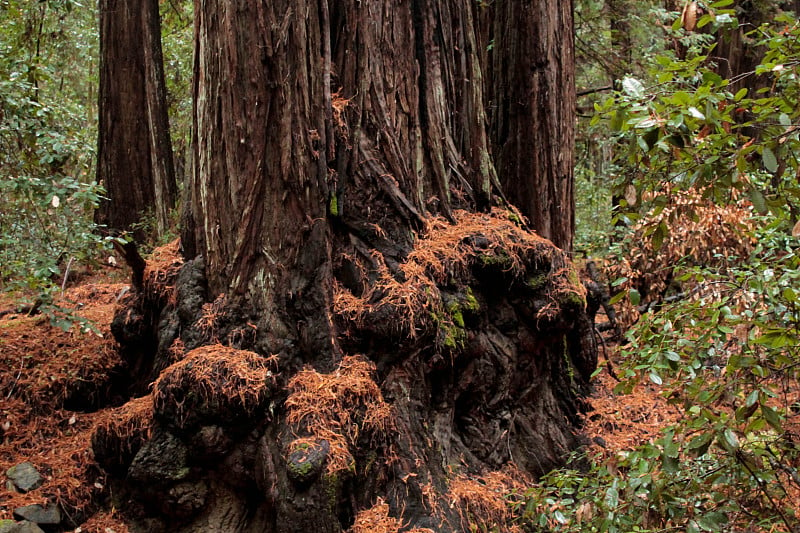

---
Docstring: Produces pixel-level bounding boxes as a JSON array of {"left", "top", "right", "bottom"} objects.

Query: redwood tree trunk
[
  {"left": 489, "top": 0, "right": 576, "bottom": 251},
  {"left": 102, "top": 2, "right": 595, "bottom": 531},
  {"left": 96, "top": 0, "right": 177, "bottom": 240}
]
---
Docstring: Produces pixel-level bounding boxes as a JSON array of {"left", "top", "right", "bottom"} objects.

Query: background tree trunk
[
  {"left": 103, "top": 2, "right": 596, "bottom": 531},
  {"left": 489, "top": 0, "right": 576, "bottom": 250},
  {"left": 96, "top": 0, "right": 177, "bottom": 240}
]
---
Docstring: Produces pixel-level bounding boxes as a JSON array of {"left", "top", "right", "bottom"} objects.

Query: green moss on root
[
  {"left": 464, "top": 287, "right": 479, "bottom": 312},
  {"left": 526, "top": 273, "right": 549, "bottom": 291}
]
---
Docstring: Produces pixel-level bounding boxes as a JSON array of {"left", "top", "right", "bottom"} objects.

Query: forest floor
[{"left": 0, "top": 267, "right": 760, "bottom": 532}]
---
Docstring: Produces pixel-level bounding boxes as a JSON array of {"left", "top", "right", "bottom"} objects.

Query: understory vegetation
[
  {"left": 525, "top": 2, "right": 800, "bottom": 532},
  {"left": 1, "top": 0, "right": 799, "bottom": 531}
]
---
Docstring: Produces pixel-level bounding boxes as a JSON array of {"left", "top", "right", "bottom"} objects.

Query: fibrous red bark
[
  {"left": 96, "top": 0, "right": 177, "bottom": 240},
  {"left": 489, "top": 0, "right": 576, "bottom": 251}
]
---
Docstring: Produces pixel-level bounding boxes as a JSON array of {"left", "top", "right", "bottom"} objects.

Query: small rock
[
  {"left": 12, "top": 504, "right": 60, "bottom": 525},
  {"left": 6, "top": 462, "right": 43, "bottom": 493},
  {"left": 0, "top": 519, "right": 15, "bottom": 533}
]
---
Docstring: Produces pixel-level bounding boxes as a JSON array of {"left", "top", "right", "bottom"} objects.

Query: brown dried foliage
[
  {"left": 152, "top": 345, "right": 277, "bottom": 429},
  {"left": 141, "top": 238, "right": 183, "bottom": 304},
  {"left": 334, "top": 208, "right": 582, "bottom": 336},
  {"left": 583, "top": 369, "right": 681, "bottom": 456},
  {"left": 331, "top": 89, "right": 351, "bottom": 130},
  {"left": 585, "top": 353, "right": 800, "bottom": 531},
  {"left": 74, "top": 509, "right": 131, "bottom": 533},
  {"left": 348, "top": 497, "right": 435, "bottom": 533},
  {"left": 609, "top": 188, "right": 755, "bottom": 328},
  {"left": 0, "top": 401, "right": 106, "bottom": 522},
  {"left": 164, "top": 337, "right": 186, "bottom": 368},
  {"left": 348, "top": 497, "right": 404, "bottom": 533},
  {"left": 196, "top": 293, "right": 226, "bottom": 343},
  {"left": 0, "top": 324, "right": 120, "bottom": 411},
  {"left": 447, "top": 465, "right": 530, "bottom": 532},
  {"left": 0, "top": 286, "right": 123, "bottom": 411},
  {"left": 285, "top": 355, "right": 394, "bottom": 474},
  {"left": 92, "top": 396, "right": 154, "bottom": 460},
  {"left": 0, "top": 283, "right": 127, "bottom": 521}
]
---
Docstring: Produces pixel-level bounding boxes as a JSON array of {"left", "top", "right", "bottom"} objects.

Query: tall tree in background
[
  {"left": 102, "top": 1, "right": 596, "bottom": 531},
  {"left": 490, "top": 1, "right": 577, "bottom": 250},
  {"left": 95, "top": 0, "right": 176, "bottom": 240},
  {"left": 710, "top": 0, "right": 788, "bottom": 92}
]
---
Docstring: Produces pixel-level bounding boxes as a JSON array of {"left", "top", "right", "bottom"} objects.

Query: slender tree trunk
[
  {"left": 606, "top": 0, "right": 633, "bottom": 226},
  {"left": 489, "top": 0, "right": 576, "bottom": 250},
  {"left": 96, "top": 0, "right": 177, "bottom": 240}
]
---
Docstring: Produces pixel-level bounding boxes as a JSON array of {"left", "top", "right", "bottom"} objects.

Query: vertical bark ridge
[{"left": 328, "top": 0, "right": 504, "bottom": 248}]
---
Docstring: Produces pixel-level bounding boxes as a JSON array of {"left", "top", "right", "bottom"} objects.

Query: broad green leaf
[
  {"left": 652, "top": 221, "right": 667, "bottom": 252},
  {"left": 697, "top": 14, "right": 715, "bottom": 29},
  {"left": 610, "top": 109, "right": 626, "bottom": 131},
  {"left": 749, "top": 187, "right": 767, "bottom": 214},
  {"left": 754, "top": 330, "right": 795, "bottom": 348},
  {"left": 722, "top": 428, "right": 739, "bottom": 451},
  {"left": 663, "top": 439, "right": 679, "bottom": 458},
  {"left": 629, "top": 288, "right": 641, "bottom": 306},
  {"left": 715, "top": 13, "right": 734, "bottom": 24},
  {"left": 745, "top": 389, "right": 759, "bottom": 408},
  {"left": 662, "top": 453, "right": 679, "bottom": 473},
  {"left": 761, "top": 405, "right": 782, "bottom": 431},
  {"left": 622, "top": 77, "right": 645, "bottom": 99},
  {"left": 783, "top": 287, "right": 797, "bottom": 302},
  {"left": 688, "top": 106, "right": 705, "bottom": 120},
  {"left": 609, "top": 291, "right": 626, "bottom": 305},
  {"left": 762, "top": 146, "right": 778, "bottom": 173},
  {"left": 687, "top": 432, "right": 714, "bottom": 457},
  {"left": 632, "top": 117, "right": 659, "bottom": 129},
  {"left": 697, "top": 511, "right": 728, "bottom": 531},
  {"left": 736, "top": 403, "right": 759, "bottom": 422},
  {"left": 604, "top": 482, "right": 619, "bottom": 508}
]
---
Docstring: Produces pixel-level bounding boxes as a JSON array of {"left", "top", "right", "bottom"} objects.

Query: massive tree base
[{"left": 96, "top": 210, "right": 596, "bottom": 532}]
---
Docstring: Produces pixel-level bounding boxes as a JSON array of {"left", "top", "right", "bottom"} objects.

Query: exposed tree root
[{"left": 96, "top": 211, "right": 596, "bottom": 532}]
